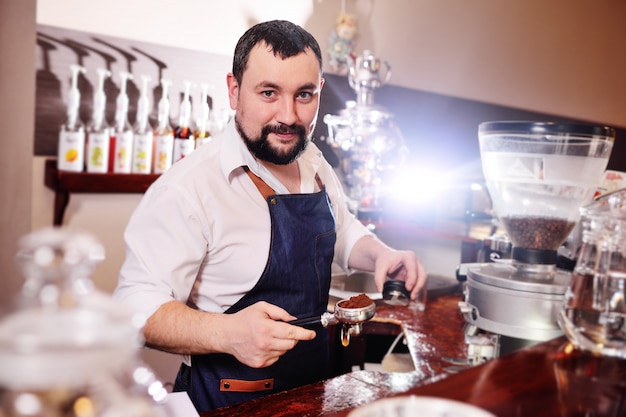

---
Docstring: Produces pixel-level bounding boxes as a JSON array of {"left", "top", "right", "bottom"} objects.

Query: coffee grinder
[{"left": 458, "top": 121, "right": 615, "bottom": 364}]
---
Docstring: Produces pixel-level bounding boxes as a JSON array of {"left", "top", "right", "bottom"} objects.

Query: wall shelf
[{"left": 44, "top": 158, "right": 160, "bottom": 225}]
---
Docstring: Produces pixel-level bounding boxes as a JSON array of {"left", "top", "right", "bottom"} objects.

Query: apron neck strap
[
  {"left": 243, "top": 166, "right": 276, "bottom": 200},
  {"left": 243, "top": 166, "right": 325, "bottom": 200}
]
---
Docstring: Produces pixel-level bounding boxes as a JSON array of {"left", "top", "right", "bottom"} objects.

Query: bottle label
[
  {"left": 113, "top": 130, "right": 134, "bottom": 173},
  {"left": 154, "top": 133, "right": 174, "bottom": 174},
  {"left": 173, "top": 137, "right": 195, "bottom": 163},
  {"left": 58, "top": 129, "right": 85, "bottom": 172},
  {"left": 132, "top": 132, "right": 153, "bottom": 174},
  {"left": 87, "top": 132, "right": 110, "bottom": 173}
]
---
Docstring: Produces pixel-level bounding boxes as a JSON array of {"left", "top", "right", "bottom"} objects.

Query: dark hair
[{"left": 232, "top": 20, "right": 323, "bottom": 84}]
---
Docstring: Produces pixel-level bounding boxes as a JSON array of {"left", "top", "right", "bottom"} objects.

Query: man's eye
[
  {"left": 262, "top": 91, "right": 275, "bottom": 98},
  {"left": 298, "top": 92, "right": 313, "bottom": 100}
]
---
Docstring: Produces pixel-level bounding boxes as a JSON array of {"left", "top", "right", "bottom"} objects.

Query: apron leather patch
[{"left": 219, "top": 378, "right": 275, "bottom": 392}]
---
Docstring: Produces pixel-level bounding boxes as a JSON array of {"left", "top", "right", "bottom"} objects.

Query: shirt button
[
  {"left": 270, "top": 198, "right": 277, "bottom": 205},
  {"left": 223, "top": 382, "right": 230, "bottom": 389},
  {"left": 265, "top": 381, "right": 271, "bottom": 388}
]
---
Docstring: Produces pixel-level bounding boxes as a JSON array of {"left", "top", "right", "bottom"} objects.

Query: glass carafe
[
  {"left": 0, "top": 227, "right": 169, "bottom": 417},
  {"left": 559, "top": 189, "right": 626, "bottom": 358}
]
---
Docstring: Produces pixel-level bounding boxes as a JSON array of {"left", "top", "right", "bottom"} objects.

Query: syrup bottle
[
  {"left": 153, "top": 78, "right": 174, "bottom": 174},
  {"left": 86, "top": 68, "right": 111, "bottom": 173},
  {"left": 194, "top": 83, "right": 213, "bottom": 148},
  {"left": 57, "top": 64, "right": 86, "bottom": 172},
  {"left": 131, "top": 75, "right": 153, "bottom": 174},
  {"left": 172, "top": 80, "right": 195, "bottom": 163},
  {"left": 111, "top": 71, "right": 134, "bottom": 173}
]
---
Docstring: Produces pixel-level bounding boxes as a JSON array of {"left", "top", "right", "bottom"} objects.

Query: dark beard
[{"left": 236, "top": 117, "right": 309, "bottom": 165}]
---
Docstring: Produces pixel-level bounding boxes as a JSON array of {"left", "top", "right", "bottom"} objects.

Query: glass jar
[
  {"left": 0, "top": 227, "right": 169, "bottom": 417},
  {"left": 558, "top": 189, "right": 626, "bottom": 358}
]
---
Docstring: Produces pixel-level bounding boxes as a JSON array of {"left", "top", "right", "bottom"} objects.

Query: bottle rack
[{"left": 44, "top": 159, "right": 160, "bottom": 225}]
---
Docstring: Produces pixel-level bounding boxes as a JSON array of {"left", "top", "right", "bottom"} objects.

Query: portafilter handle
[{"left": 289, "top": 312, "right": 338, "bottom": 329}]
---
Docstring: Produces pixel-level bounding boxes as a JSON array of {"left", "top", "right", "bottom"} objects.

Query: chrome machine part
[
  {"left": 460, "top": 323, "right": 500, "bottom": 366},
  {"left": 335, "top": 299, "right": 376, "bottom": 346},
  {"left": 334, "top": 299, "right": 376, "bottom": 323},
  {"left": 458, "top": 262, "right": 570, "bottom": 363},
  {"left": 290, "top": 299, "right": 376, "bottom": 347}
]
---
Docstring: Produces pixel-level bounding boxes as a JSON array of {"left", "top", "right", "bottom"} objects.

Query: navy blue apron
[{"left": 173, "top": 167, "right": 336, "bottom": 412}]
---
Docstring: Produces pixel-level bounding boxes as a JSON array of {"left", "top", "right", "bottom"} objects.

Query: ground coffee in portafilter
[
  {"left": 500, "top": 216, "right": 576, "bottom": 250},
  {"left": 339, "top": 293, "right": 374, "bottom": 309}
]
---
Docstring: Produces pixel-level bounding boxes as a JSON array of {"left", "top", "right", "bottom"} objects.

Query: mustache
[{"left": 263, "top": 123, "right": 306, "bottom": 136}]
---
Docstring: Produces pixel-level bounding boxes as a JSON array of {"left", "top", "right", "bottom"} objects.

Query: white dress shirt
[{"left": 114, "top": 122, "right": 371, "bottom": 323}]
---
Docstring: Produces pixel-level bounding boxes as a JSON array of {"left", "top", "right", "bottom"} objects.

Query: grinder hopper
[{"left": 479, "top": 121, "right": 615, "bottom": 273}]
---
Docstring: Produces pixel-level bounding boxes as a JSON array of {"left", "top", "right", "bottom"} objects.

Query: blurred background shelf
[{"left": 44, "top": 158, "right": 160, "bottom": 225}]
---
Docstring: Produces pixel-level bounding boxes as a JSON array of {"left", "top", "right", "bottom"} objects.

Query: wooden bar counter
[
  {"left": 201, "top": 289, "right": 626, "bottom": 417},
  {"left": 201, "top": 290, "right": 468, "bottom": 416}
]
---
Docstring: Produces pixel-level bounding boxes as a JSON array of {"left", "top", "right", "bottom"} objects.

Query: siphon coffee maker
[
  {"left": 559, "top": 189, "right": 626, "bottom": 358},
  {"left": 459, "top": 121, "right": 615, "bottom": 363}
]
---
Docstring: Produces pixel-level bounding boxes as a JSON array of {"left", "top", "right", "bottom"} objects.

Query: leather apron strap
[
  {"left": 243, "top": 166, "right": 325, "bottom": 198},
  {"left": 243, "top": 166, "right": 276, "bottom": 199}
]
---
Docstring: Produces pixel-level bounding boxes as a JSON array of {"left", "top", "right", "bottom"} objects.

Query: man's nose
[{"left": 276, "top": 99, "right": 298, "bottom": 126}]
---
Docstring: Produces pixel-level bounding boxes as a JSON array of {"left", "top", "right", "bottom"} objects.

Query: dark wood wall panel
[{"left": 315, "top": 74, "right": 626, "bottom": 176}]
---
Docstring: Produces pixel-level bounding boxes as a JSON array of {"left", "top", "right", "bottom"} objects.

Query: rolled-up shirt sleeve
[{"left": 114, "top": 181, "right": 208, "bottom": 322}]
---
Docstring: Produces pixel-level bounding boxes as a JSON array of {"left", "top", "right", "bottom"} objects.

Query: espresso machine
[{"left": 458, "top": 121, "right": 615, "bottom": 364}]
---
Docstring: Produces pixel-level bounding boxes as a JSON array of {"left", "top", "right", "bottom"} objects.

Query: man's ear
[{"left": 226, "top": 73, "right": 239, "bottom": 110}]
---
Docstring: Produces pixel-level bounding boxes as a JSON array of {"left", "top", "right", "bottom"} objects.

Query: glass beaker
[{"left": 559, "top": 189, "right": 626, "bottom": 358}]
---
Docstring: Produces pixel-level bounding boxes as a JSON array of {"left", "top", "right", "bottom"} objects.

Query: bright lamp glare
[
  {"left": 387, "top": 168, "right": 450, "bottom": 205},
  {"left": 372, "top": 137, "right": 386, "bottom": 154},
  {"left": 470, "top": 182, "right": 483, "bottom": 191}
]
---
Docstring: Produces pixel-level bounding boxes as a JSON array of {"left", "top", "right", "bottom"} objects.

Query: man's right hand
[
  {"left": 142, "top": 300, "right": 316, "bottom": 369},
  {"left": 222, "top": 301, "right": 317, "bottom": 368}
]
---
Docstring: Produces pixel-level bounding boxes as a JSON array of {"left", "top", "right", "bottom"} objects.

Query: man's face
[{"left": 227, "top": 43, "right": 324, "bottom": 165}]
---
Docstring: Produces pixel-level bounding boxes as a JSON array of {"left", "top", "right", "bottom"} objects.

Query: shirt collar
[
  {"left": 218, "top": 120, "right": 324, "bottom": 192},
  {"left": 219, "top": 121, "right": 257, "bottom": 181}
]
